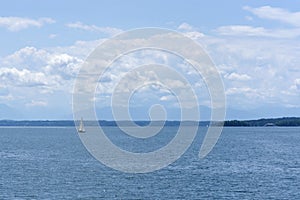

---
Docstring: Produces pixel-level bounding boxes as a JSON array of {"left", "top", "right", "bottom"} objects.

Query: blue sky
[{"left": 0, "top": 0, "right": 299, "bottom": 120}]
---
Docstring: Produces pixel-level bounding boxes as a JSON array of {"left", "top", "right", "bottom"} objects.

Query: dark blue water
[{"left": 0, "top": 127, "right": 299, "bottom": 199}]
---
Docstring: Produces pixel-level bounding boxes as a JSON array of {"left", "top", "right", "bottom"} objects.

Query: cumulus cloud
[
  {"left": 46, "top": 53, "right": 82, "bottom": 79},
  {"left": 1, "top": 46, "right": 83, "bottom": 79},
  {"left": 66, "top": 21, "right": 122, "bottom": 35},
  {"left": 0, "top": 45, "right": 85, "bottom": 117},
  {"left": 1, "top": 17, "right": 299, "bottom": 117},
  {"left": 2, "top": 47, "right": 49, "bottom": 68},
  {"left": 0, "top": 67, "right": 51, "bottom": 87},
  {"left": 0, "top": 17, "right": 55, "bottom": 31},
  {"left": 200, "top": 20, "right": 300, "bottom": 108},
  {"left": 244, "top": 6, "right": 300, "bottom": 27},
  {"left": 225, "top": 72, "right": 251, "bottom": 81},
  {"left": 0, "top": 45, "right": 85, "bottom": 105}
]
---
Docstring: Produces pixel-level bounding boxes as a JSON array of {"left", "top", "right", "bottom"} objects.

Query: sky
[{"left": 0, "top": 0, "right": 299, "bottom": 120}]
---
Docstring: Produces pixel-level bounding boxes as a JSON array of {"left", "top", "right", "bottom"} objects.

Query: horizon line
[{"left": 1, "top": 116, "right": 299, "bottom": 122}]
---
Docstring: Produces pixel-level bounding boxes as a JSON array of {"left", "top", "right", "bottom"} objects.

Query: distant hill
[{"left": 0, "top": 117, "right": 299, "bottom": 126}]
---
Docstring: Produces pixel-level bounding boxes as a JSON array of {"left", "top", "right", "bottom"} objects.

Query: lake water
[{"left": 0, "top": 127, "right": 299, "bottom": 199}]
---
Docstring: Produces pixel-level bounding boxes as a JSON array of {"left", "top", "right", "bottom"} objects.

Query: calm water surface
[{"left": 0, "top": 127, "right": 299, "bottom": 199}]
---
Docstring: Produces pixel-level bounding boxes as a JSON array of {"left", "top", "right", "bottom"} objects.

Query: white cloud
[
  {"left": 0, "top": 67, "right": 52, "bottom": 87},
  {"left": 217, "top": 25, "right": 265, "bottom": 36},
  {"left": 0, "top": 45, "right": 84, "bottom": 116},
  {"left": 46, "top": 53, "right": 82, "bottom": 78},
  {"left": 160, "top": 95, "right": 171, "bottom": 101},
  {"left": 66, "top": 21, "right": 122, "bottom": 35},
  {"left": 50, "top": 39, "right": 104, "bottom": 58},
  {"left": 217, "top": 6, "right": 300, "bottom": 38},
  {"left": 226, "top": 87, "right": 260, "bottom": 98},
  {"left": 291, "top": 78, "right": 300, "bottom": 90},
  {"left": 295, "top": 79, "right": 300, "bottom": 89},
  {"left": 0, "top": 21, "right": 299, "bottom": 117},
  {"left": 183, "top": 31, "right": 205, "bottom": 40},
  {"left": 2, "top": 46, "right": 49, "bottom": 68},
  {"left": 178, "top": 23, "right": 194, "bottom": 31},
  {"left": 0, "top": 46, "right": 85, "bottom": 102},
  {"left": 225, "top": 72, "right": 251, "bottom": 81},
  {"left": 50, "top": 27, "right": 299, "bottom": 112},
  {"left": 244, "top": 6, "right": 300, "bottom": 27},
  {"left": 216, "top": 25, "right": 300, "bottom": 38},
  {"left": 0, "top": 17, "right": 55, "bottom": 31},
  {"left": 26, "top": 100, "right": 47, "bottom": 107},
  {"left": 1, "top": 46, "right": 83, "bottom": 79},
  {"left": 199, "top": 25, "right": 300, "bottom": 108},
  {"left": 177, "top": 22, "right": 205, "bottom": 39}
]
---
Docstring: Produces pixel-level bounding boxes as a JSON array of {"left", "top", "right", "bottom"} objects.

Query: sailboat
[{"left": 78, "top": 117, "right": 85, "bottom": 133}]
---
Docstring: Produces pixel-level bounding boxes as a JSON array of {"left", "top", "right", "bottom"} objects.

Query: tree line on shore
[{"left": 224, "top": 117, "right": 300, "bottom": 126}]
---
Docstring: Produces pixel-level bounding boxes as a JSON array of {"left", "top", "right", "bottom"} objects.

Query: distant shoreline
[{"left": 0, "top": 117, "right": 299, "bottom": 127}]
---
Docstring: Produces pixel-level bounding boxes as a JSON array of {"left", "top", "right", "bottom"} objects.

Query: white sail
[{"left": 78, "top": 117, "right": 85, "bottom": 133}]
